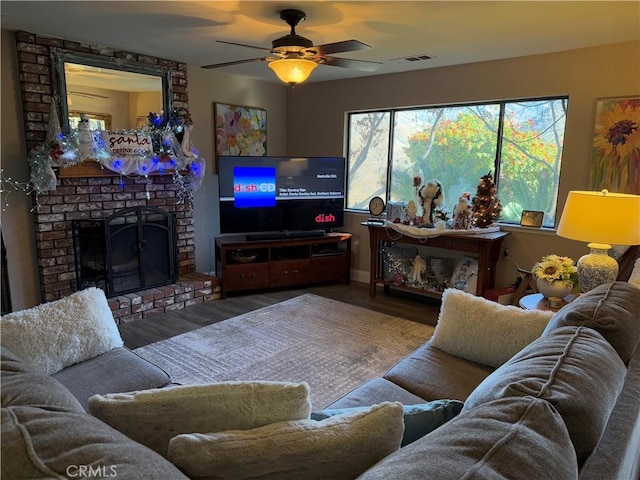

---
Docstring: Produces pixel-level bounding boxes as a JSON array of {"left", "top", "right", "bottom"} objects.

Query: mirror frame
[{"left": 51, "top": 47, "right": 173, "bottom": 134}]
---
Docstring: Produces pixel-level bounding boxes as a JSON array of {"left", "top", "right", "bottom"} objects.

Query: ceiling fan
[{"left": 202, "top": 9, "right": 382, "bottom": 86}]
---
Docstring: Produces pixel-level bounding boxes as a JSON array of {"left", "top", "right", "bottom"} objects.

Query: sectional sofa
[{"left": 1, "top": 281, "right": 639, "bottom": 479}]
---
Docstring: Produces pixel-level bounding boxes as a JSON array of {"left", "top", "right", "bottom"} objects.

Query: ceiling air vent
[{"left": 390, "top": 54, "right": 434, "bottom": 63}]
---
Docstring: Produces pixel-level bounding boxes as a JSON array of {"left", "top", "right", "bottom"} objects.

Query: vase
[{"left": 536, "top": 278, "right": 572, "bottom": 299}]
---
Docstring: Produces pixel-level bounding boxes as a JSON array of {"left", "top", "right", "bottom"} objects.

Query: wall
[
  {"left": 1, "top": 30, "right": 39, "bottom": 309},
  {"left": 285, "top": 41, "right": 640, "bottom": 288}
]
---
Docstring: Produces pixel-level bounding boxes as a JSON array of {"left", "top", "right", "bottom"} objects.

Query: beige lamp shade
[
  {"left": 268, "top": 59, "right": 318, "bottom": 86},
  {"left": 556, "top": 190, "right": 640, "bottom": 246}
]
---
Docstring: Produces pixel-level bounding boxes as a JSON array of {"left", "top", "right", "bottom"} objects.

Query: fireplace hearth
[{"left": 73, "top": 207, "right": 177, "bottom": 297}]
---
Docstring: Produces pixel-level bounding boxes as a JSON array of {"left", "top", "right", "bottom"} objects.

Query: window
[{"left": 346, "top": 97, "right": 568, "bottom": 227}]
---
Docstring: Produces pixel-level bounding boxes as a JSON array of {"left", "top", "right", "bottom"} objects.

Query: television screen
[{"left": 218, "top": 156, "right": 345, "bottom": 236}]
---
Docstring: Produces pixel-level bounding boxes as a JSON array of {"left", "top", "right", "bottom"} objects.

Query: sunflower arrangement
[{"left": 531, "top": 254, "right": 578, "bottom": 287}]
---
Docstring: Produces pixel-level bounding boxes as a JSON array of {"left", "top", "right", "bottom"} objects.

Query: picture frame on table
[
  {"left": 450, "top": 256, "right": 479, "bottom": 294},
  {"left": 520, "top": 210, "right": 544, "bottom": 228},
  {"left": 213, "top": 102, "right": 267, "bottom": 173}
]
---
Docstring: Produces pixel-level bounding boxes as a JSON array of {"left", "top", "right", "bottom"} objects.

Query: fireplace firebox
[{"left": 72, "top": 207, "right": 177, "bottom": 297}]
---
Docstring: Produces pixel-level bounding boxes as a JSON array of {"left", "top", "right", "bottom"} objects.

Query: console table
[{"left": 365, "top": 223, "right": 508, "bottom": 298}]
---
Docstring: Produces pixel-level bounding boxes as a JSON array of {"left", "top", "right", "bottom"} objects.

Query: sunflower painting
[{"left": 589, "top": 96, "right": 640, "bottom": 194}]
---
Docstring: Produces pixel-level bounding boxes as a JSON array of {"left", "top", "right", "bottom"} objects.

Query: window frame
[{"left": 345, "top": 95, "right": 569, "bottom": 228}]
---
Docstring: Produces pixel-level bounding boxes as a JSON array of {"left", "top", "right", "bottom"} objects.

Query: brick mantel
[{"left": 14, "top": 31, "right": 197, "bottom": 303}]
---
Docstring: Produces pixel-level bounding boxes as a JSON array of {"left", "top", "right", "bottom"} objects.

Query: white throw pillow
[
  {"left": 167, "top": 402, "right": 405, "bottom": 480},
  {"left": 431, "top": 288, "right": 554, "bottom": 368},
  {"left": 88, "top": 381, "right": 312, "bottom": 457},
  {"left": 0, "top": 287, "right": 123, "bottom": 374}
]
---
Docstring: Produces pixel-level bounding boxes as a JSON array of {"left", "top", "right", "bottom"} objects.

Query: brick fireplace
[
  {"left": 15, "top": 31, "right": 220, "bottom": 322},
  {"left": 33, "top": 175, "right": 219, "bottom": 322}
]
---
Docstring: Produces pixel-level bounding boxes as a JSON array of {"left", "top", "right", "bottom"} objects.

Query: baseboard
[{"left": 351, "top": 269, "right": 369, "bottom": 284}]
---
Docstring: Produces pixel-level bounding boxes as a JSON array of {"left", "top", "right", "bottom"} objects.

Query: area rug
[{"left": 134, "top": 293, "right": 434, "bottom": 408}]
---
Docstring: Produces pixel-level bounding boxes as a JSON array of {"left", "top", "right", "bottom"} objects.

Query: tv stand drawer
[
  {"left": 310, "top": 255, "right": 349, "bottom": 283},
  {"left": 269, "top": 260, "right": 310, "bottom": 287},
  {"left": 224, "top": 264, "right": 269, "bottom": 291}
]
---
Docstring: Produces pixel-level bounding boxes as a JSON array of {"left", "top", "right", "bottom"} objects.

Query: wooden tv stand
[
  {"left": 365, "top": 223, "right": 508, "bottom": 298},
  {"left": 215, "top": 232, "right": 352, "bottom": 298}
]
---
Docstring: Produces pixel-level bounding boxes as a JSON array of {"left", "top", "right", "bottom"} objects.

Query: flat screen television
[{"left": 218, "top": 155, "right": 346, "bottom": 238}]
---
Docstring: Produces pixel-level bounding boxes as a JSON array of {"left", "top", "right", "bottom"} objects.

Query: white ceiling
[{"left": 1, "top": 1, "right": 639, "bottom": 85}]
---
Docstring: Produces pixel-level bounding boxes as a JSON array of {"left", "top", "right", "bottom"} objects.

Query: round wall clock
[{"left": 368, "top": 196, "right": 385, "bottom": 223}]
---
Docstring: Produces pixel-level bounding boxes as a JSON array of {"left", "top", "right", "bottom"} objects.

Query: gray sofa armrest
[
  {"left": 52, "top": 347, "right": 172, "bottom": 410},
  {"left": 579, "top": 349, "right": 640, "bottom": 480}
]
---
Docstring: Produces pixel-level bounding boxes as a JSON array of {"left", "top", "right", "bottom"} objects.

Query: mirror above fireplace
[{"left": 51, "top": 48, "right": 172, "bottom": 134}]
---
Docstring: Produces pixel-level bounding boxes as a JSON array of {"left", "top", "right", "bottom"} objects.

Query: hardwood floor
[{"left": 118, "top": 281, "right": 442, "bottom": 349}]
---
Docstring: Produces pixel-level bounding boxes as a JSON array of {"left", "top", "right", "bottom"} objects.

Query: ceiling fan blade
[
  {"left": 322, "top": 56, "right": 382, "bottom": 72},
  {"left": 202, "top": 58, "right": 266, "bottom": 69},
  {"left": 313, "top": 40, "right": 371, "bottom": 56},
  {"left": 217, "top": 40, "right": 272, "bottom": 52}
]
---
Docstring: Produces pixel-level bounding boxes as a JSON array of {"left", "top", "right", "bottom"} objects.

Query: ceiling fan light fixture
[{"left": 268, "top": 58, "right": 317, "bottom": 86}]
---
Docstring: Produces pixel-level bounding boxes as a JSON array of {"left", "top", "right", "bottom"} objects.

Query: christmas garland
[{"left": 27, "top": 105, "right": 205, "bottom": 203}]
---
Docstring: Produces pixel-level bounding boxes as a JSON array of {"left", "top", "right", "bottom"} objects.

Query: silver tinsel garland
[{"left": 23, "top": 105, "right": 205, "bottom": 205}]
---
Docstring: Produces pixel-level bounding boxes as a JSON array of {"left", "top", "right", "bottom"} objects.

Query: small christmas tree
[{"left": 471, "top": 172, "right": 502, "bottom": 228}]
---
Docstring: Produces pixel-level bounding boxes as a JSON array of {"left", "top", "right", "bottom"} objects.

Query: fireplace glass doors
[{"left": 73, "top": 207, "right": 176, "bottom": 297}]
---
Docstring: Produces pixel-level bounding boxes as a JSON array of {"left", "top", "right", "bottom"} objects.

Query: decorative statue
[
  {"left": 404, "top": 200, "right": 418, "bottom": 225},
  {"left": 180, "top": 123, "right": 196, "bottom": 158},
  {"left": 418, "top": 179, "right": 445, "bottom": 227},
  {"left": 453, "top": 192, "right": 473, "bottom": 230},
  {"left": 409, "top": 254, "right": 427, "bottom": 285},
  {"left": 77, "top": 113, "right": 94, "bottom": 160}
]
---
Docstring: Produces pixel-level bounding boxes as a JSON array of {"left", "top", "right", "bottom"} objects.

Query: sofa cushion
[
  {"left": 543, "top": 281, "right": 640, "bottom": 364},
  {"left": 88, "top": 381, "right": 311, "bottom": 457},
  {"left": 432, "top": 288, "right": 554, "bottom": 368},
  {"left": 463, "top": 326, "right": 626, "bottom": 463},
  {"left": 384, "top": 341, "right": 494, "bottom": 401},
  {"left": 168, "top": 402, "right": 404, "bottom": 480},
  {"left": 0, "top": 287, "right": 123, "bottom": 375},
  {"left": 326, "top": 377, "right": 427, "bottom": 409},
  {"left": 357, "top": 397, "right": 578, "bottom": 480},
  {"left": 311, "top": 399, "right": 463, "bottom": 447},
  {"left": 1, "top": 406, "right": 187, "bottom": 479},
  {"left": 1, "top": 346, "right": 84, "bottom": 413},
  {"left": 52, "top": 347, "right": 171, "bottom": 410}
]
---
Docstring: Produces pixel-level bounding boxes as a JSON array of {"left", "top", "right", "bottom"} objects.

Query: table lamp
[{"left": 556, "top": 190, "right": 640, "bottom": 292}]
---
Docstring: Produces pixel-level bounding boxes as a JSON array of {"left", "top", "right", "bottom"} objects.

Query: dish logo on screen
[{"left": 233, "top": 167, "right": 276, "bottom": 207}]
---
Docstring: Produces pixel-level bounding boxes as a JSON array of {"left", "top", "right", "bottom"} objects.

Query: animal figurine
[
  {"left": 418, "top": 179, "right": 444, "bottom": 227},
  {"left": 409, "top": 254, "right": 427, "bottom": 285},
  {"left": 453, "top": 192, "right": 473, "bottom": 230}
]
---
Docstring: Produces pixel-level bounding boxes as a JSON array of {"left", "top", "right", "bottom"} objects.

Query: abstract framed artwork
[
  {"left": 589, "top": 96, "right": 640, "bottom": 194},
  {"left": 213, "top": 102, "right": 267, "bottom": 172}
]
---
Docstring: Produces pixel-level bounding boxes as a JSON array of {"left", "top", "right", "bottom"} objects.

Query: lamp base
[{"left": 577, "top": 243, "right": 618, "bottom": 292}]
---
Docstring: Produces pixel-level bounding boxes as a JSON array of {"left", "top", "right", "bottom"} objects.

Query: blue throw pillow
[{"left": 311, "top": 399, "right": 464, "bottom": 446}]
